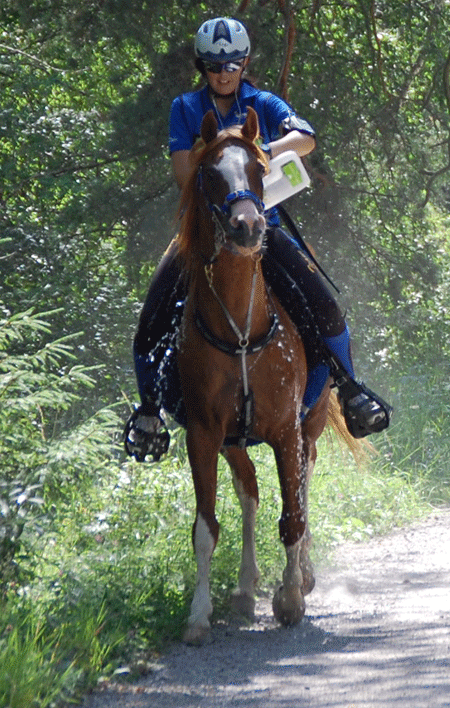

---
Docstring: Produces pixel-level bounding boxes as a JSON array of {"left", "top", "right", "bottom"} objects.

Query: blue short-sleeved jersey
[
  {"left": 169, "top": 80, "right": 314, "bottom": 154},
  {"left": 168, "top": 80, "right": 314, "bottom": 225}
]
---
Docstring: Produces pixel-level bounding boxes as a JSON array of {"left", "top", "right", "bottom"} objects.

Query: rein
[
  {"left": 197, "top": 258, "right": 279, "bottom": 448},
  {"left": 191, "top": 132, "right": 275, "bottom": 447}
]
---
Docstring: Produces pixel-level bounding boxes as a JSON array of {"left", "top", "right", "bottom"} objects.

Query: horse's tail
[{"left": 326, "top": 390, "right": 376, "bottom": 463}]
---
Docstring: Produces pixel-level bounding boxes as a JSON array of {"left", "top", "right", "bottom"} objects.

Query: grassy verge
[{"left": 2, "top": 381, "right": 449, "bottom": 706}]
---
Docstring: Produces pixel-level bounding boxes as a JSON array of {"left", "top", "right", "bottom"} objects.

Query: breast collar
[{"left": 194, "top": 308, "right": 279, "bottom": 357}]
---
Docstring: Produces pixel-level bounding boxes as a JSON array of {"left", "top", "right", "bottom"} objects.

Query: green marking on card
[{"left": 281, "top": 160, "right": 303, "bottom": 187}]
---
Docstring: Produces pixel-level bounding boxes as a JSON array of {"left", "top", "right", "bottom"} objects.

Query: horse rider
[{"left": 124, "top": 17, "right": 392, "bottom": 462}]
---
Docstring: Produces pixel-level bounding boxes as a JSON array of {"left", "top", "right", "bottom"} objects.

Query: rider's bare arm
[
  {"left": 267, "top": 129, "right": 316, "bottom": 159},
  {"left": 171, "top": 150, "right": 191, "bottom": 190}
]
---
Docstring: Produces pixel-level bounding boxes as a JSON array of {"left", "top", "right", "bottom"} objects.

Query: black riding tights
[{"left": 134, "top": 229, "right": 345, "bottom": 358}]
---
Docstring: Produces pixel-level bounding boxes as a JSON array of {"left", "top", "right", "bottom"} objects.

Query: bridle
[
  {"left": 197, "top": 163, "right": 266, "bottom": 261},
  {"left": 194, "top": 158, "right": 278, "bottom": 448}
]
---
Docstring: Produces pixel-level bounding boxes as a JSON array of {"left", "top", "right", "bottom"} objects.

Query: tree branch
[
  {"left": 419, "top": 44, "right": 450, "bottom": 208},
  {"left": 277, "top": 0, "right": 298, "bottom": 101},
  {"left": 443, "top": 43, "right": 450, "bottom": 115},
  {"left": 0, "top": 42, "right": 69, "bottom": 73}
]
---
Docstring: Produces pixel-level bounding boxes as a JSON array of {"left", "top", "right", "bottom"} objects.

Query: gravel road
[{"left": 80, "top": 509, "right": 450, "bottom": 708}]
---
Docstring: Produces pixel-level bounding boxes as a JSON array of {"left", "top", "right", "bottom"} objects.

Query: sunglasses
[{"left": 203, "top": 59, "right": 245, "bottom": 74}]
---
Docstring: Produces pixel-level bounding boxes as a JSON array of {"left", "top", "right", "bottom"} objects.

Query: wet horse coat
[{"left": 175, "top": 107, "right": 336, "bottom": 644}]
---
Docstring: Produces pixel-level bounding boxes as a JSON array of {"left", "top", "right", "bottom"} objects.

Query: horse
[{"left": 174, "top": 106, "right": 355, "bottom": 644}]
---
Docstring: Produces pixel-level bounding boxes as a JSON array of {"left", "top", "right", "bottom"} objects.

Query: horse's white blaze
[
  {"left": 232, "top": 475, "right": 260, "bottom": 597},
  {"left": 218, "top": 144, "right": 265, "bottom": 253},
  {"left": 187, "top": 514, "right": 215, "bottom": 630},
  {"left": 219, "top": 144, "right": 248, "bottom": 191}
]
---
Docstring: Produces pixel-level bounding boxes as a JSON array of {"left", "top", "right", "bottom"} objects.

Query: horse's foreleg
[
  {"left": 184, "top": 512, "right": 218, "bottom": 644},
  {"left": 222, "top": 446, "right": 260, "bottom": 619},
  {"left": 298, "top": 451, "right": 317, "bottom": 597},
  {"left": 183, "top": 424, "right": 221, "bottom": 645},
  {"left": 272, "top": 429, "right": 309, "bottom": 626},
  {"left": 273, "top": 540, "right": 306, "bottom": 625},
  {"left": 298, "top": 393, "right": 330, "bottom": 597}
]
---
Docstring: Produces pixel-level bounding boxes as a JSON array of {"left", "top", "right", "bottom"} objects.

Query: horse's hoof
[
  {"left": 231, "top": 591, "right": 256, "bottom": 620},
  {"left": 272, "top": 584, "right": 306, "bottom": 626},
  {"left": 183, "top": 624, "right": 212, "bottom": 646}
]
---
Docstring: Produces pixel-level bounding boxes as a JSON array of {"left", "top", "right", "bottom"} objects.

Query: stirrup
[
  {"left": 124, "top": 406, "right": 170, "bottom": 462},
  {"left": 333, "top": 377, "right": 392, "bottom": 439}
]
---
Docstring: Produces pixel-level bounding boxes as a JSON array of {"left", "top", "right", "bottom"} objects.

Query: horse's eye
[
  {"left": 202, "top": 168, "right": 219, "bottom": 193},
  {"left": 258, "top": 162, "right": 266, "bottom": 177},
  {"left": 203, "top": 166, "right": 217, "bottom": 181}
]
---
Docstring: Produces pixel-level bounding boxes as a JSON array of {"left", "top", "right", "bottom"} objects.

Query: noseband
[{"left": 219, "top": 189, "right": 265, "bottom": 216}]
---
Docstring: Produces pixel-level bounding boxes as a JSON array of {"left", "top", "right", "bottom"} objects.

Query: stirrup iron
[
  {"left": 124, "top": 406, "right": 170, "bottom": 462},
  {"left": 330, "top": 365, "right": 392, "bottom": 439}
]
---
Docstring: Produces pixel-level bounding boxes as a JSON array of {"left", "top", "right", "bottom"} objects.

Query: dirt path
[{"left": 81, "top": 510, "right": 450, "bottom": 708}]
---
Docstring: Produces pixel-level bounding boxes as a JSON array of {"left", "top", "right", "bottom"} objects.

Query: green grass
[
  {"left": 2, "top": 378, "right": 449, "bottom": 706},
  {"left": 0, "top": 599, "right": 123, "bottom": 708}
]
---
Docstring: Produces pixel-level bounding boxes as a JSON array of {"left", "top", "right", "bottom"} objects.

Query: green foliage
[
  {"left": 1, "top": 2, "right": 450, "bottom": 704},
  {"left": 0, "top": 307, "right": 121, "bottom": 588},
  {"left": 0, "top": 597, "right": 125, "bottom": 708},
  {"left": 2, "top": 0, "right": 450, "bottom": 387},
  {"left": 0, "top": 613, "right": 75, "bottom": 708}
]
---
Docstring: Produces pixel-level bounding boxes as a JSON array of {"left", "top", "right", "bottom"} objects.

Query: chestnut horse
[{"left": 176, "top": 107, "right": 352, "bottom": 644}]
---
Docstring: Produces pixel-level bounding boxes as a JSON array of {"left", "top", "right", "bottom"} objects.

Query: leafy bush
[{"left": 0, "top": 306, "right": 120, "bottom": 590}]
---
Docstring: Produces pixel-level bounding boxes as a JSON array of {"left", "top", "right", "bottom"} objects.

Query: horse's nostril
[
  {"left": 230, "top": 214, "right": 259, "bottom": 233},
  {"left": 229, "top": 215, "right": 242, "bottom": 230},
  {"left": 232, "top": 217, "right": 251, "bottom": 239},
  {"left": 230, "top": 215, "right": 249, "bottom": 232}
]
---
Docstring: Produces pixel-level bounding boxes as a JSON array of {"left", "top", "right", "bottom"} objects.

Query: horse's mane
[{"left": 175, "top": 126, "right": 269, "bottom": 277}]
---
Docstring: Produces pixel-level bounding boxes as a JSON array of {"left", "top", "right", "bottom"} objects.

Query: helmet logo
[{"left": 213, "top": 20, "right": 232, "bottom": 45}]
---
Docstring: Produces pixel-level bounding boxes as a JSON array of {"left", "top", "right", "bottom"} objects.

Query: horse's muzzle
[{"left": 227, "top": 200, "right": 266, "bottom": 251}]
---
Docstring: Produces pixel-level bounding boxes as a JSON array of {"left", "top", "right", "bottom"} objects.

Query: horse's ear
[
  {"left": 201, "top": 110, "right": 219, "bottom": 144},
  {"left": 241, "top": 106, "right": 260, "bottom": 143}
]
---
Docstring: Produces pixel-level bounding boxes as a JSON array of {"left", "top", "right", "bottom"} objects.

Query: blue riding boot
[{"left": 324, "top": 326, "right": 392, "bottom": 438}]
